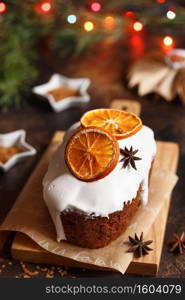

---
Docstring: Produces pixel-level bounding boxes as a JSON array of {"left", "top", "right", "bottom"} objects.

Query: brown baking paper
[
  {"left": 0, "top": 139, "right": 178, "bottom": 274},
  {"left": 128, "top": 52, "right": 185, "bottom": 103}
]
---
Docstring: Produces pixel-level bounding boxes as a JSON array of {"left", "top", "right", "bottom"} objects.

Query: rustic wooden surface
[
  {"left": 111, "top": 99, "right": 141, "bottom": 115},
  {"left": 0, "top": 42, "right": 185, "bottom": 277},
  {"left": 10, "top": 133, "right": 179, "bottom": 276}
]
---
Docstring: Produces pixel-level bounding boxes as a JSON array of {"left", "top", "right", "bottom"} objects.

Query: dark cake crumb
[{"left": 61, "top": 186, "right": 141, "bottom": 249}]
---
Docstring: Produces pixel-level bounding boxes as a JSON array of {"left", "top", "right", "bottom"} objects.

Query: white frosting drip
[{"left": 43, "top": 123, "right": 156, "bottom": 241}]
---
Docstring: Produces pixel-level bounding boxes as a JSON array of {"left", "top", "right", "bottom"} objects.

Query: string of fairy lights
[{"left": 0, "top": 0, "right": 182, "bottom": 48}]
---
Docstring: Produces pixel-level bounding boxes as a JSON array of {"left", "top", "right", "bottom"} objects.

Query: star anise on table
[
  {"left": 127, "top": 232, "right": 153, "bottom": 258},
  {"left": 168, "top": 232, "right": 185, "bottom": 254},
  {"left": 120, "top": 146, "right": 142, "bottom": 170}
]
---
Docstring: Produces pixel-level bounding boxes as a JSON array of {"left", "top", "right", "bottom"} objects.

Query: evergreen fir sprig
[{"left": 0, "top": 0, "right": 41, "bottom": 111}]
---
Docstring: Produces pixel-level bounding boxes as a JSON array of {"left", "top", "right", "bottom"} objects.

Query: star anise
[
  {"left": 120, "top": 146, "right": 141, "bottom": 170},
  {"left": 168, "top": 232, "right": 185, "bottom": 254},
  {"left": 127, "top": 232, "right": 153, "bottom": 257}
]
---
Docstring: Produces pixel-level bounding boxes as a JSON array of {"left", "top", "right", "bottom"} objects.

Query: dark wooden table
[{"left": 0, "top": 42, "right": 185, "bottom": 278}]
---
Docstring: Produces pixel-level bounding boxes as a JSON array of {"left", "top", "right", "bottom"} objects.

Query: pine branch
[{"left": 0, "top": 0, "right": 41, "bottom": 111}]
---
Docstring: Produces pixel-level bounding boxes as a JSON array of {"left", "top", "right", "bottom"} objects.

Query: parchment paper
[
  {"left": 128, "top": 53, "right": 181, "bottom": 101},
  {"left": 0, "top": 161, "right": 177, "bottom": 274}
]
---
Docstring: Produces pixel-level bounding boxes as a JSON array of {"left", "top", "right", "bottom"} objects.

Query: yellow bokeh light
[
  {"left": 133, "top": 21, "right": 143, "bottom": 32},
  {"left": 84, "top": 21, "right": 94, "bottom": 32},
  {"left": 163, "top": 35, "right": 173, "bottom": 46}
]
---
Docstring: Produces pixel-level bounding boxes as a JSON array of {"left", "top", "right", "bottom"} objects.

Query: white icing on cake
[{"left": 43, "top": 123, "right": 156, "bottom": 241}]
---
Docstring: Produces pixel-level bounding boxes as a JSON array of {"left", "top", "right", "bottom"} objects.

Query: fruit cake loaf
[{"left": 43, "top": 109, "right": 156, "bottom": 248}]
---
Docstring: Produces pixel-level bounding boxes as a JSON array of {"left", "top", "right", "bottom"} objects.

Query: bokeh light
[
  {"left": 84, "top": 21, "right": 94, "bottom": 32},
  {"left": 125, "top": 11, "right": 135, "bottom": 19},
  {"left": 90, "top": 2, "right": 101, "bottom": 12},
  {"left": 35, "top": 1, "right": 52, "bottom": 15},
  {"left": 40, "top": 1, "right": 51, "bottom": 13},
  {"left": 166, "top": 10, "right": 176, "bottom": 20},
  {"left": 67, "top": 14, "right": 77, "bottom": 24},
  {"left": 133, "top": 21, "right": 143, "bottom": 32},
  {"left": 163, "top": 35, "right": 173, "bottom": 46},
  {"left": 0, "top": 1, "right": 7, "bottom": 14},
  {"left": 103, "top": 16, "right": 115, "bottom": 30}
]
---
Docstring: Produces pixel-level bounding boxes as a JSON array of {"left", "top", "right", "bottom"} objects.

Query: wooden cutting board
[
  {"left": 0, "top": 231, "right": 10, "bottom": 256},
  {"left": 0, "top": 99, "right": 179, "bottom": 275}
]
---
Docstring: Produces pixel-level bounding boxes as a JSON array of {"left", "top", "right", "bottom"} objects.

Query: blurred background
[{"left": 1, "top": 0, "right": 185, "bottom": 111}]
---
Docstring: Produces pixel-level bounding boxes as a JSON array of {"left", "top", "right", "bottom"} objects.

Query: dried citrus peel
[
  {"left": 65, "top": 127, "right": 120, "bottom": 182},
  {"left": 80, "top": 108, "right": 142, "bottom": 140}
]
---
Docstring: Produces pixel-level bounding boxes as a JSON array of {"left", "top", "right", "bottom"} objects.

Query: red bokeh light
[
  {"left": 41, "top": 1, "right": 51, "bottom": 13},
  {"left": 0, "top": 1, "right": 7, "bottom": 14},
  {"left": 90, "top": 2, "right": 101, "bottom": 12},
  {"left": 156, "top": 0, "right": 166, "bottom": 3},
  {"left": 129, "top": 34, "right": 145, "bottom": 60},
  {"left": 35, "top": 1, "right": 52, "bottom": 15},
  {"left": 125, "top": 11, "right": 135, "bottom": 19}
]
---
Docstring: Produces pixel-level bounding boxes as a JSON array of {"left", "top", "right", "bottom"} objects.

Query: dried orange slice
[
  {"left": 81, "top": 109, "right": 142, "bottom": 140},
  {"left": 65, "top": 127, "right": 119, "bottom": 182}
]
